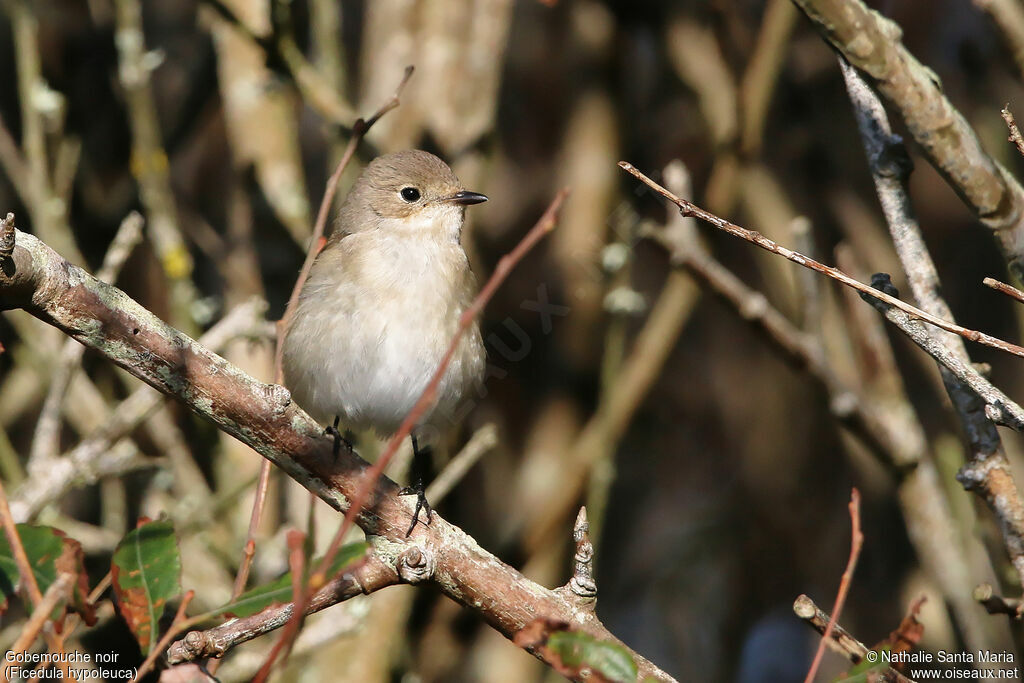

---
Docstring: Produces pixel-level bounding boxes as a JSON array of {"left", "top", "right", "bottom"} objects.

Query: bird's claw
[{"left": 399, "top": 484, "right": 432, "bottom": 537}]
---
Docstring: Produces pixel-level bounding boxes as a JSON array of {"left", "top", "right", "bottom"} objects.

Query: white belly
[{"left": 282, "top": 232, "right": 484, "bottom": 436}]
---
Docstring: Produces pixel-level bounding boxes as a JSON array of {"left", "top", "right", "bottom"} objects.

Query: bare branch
[
  {"left": 10, "top": 298, "right": 269, "bottom": 522},
  {"left": 168, "top": 550, "right": 398, "bottom": 663},
  {"left": 0, "top": 476, "right": 44, "bottom": 607},
  {"left": 804, "top": 490, "right": 864, "bottom": 683},
  {"left": 8, "top": 573, "right": 72, "bottom": 654},
  {"left": 984, "top": 276, "right": 1024, "bottom": 304},
  {"left": 974, "top": 583, "right": 1023, "bottom": 618},
  {"left": 841, "top": 58, "right": 1024, "bottom": 597},
  {"left": 791, "top": 0, "right": 1024, "bottom": 277},
  {"left": 793, "top": 594, "right": 869, "bottom": 663},
  {"left": 620, "top": 162, "right": 1024, "bottom": 360},
  {"left": 132, "top": 591, "right": 194, "bottom": 682}
]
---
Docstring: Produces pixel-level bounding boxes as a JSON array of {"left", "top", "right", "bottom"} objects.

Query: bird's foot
[
  {"left": 399, "top": 482, "right": 432, "bottom": 537},
  {"left": 324, "top": 422, "right": 353, "bottom": 461}
]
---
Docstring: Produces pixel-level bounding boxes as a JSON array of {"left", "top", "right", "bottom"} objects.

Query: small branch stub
[
  {"left": 792, "top": 594, "right": 869, "bottom": 663},
  {"left": 1002, "top": 106, "right": 1024, "bottom": 158},
  {"left": 974, "top": 582, "right": 1024, "bottom": 618},
  {"left": 0, "top": 212, "right": 15, "bottom": 260},
  {"left": 984, "top": 276, "right": 1024, "bottom": 305},
  {"left": 397, "top": 546, "right": 434, "bottom": 584},
  {"left": 567, "top": 507, "right": 597, "bottom": 605}
]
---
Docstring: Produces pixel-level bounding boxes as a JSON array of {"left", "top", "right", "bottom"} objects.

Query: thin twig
[
  {"left": 8, "top": 573, "right": 72, "bottom": 655},
  {"left": 804, "top": 489, "right": 864, "bottom": 683},
  {"left": 1002, "top": 106, "right": 1024, "bottom": 158},
  {"left": 317, "top": 189, "right": 568, "bottom": 585},
  {"left": 0, "top": 476, "right": 44, "bottom": 606},
  {"left": 973, "top": 583, "right": 1024, "bottom": 618},
  {"left": 131, "top": 590, "right": 195, "bottom": 682},
  {"left": 167, "top": 551, "right": 398, "bottom": 663},
  {"left": 223, "top": 65, "right": 413, "bottom": 639},
  {"left": 984, "top": 276, "right": 1024, "bottom": 304},
  {"left": 0, "top": 476, "right": 73, "bottom": 680},
  {"left": 252, "top": 532, "right": 306, "bottom": 683},
  {"left": 793, "top": 594, "right": 869, "bottom": 662},
  {"left": 273, "top": 64, "right": 414, "bottom": 382},
  {"left": 619, "top": 161, "right": 1024, "bottom": 359},
  {"left": 425, "top": 424, "right": 499, "bottom": 504},
  {"left": 29, "top": 212, "right": 144, "bottom": 466},
  {"left": 841, "top": 57, "right": 1016, "bottom": 649},
  {"left": 793, "top": 595, "right": 915, "bottom": 683}
]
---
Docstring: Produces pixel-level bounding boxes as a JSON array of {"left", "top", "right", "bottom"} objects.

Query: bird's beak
[{"left": 445, "top": 190, "right": 489, "bottom": 206}]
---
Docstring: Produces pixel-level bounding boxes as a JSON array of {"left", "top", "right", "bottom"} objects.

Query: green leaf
[
  {"left": 546, "top": 630, "right": 639, "bottom": 683},
  {"left": 0, "top": 524, "right": 95, "bottom": 624},
  {"left": 216, "top": 542, "right": 367, "bottom": 619},
  {"left": 111, "top": 518, "right": 182, "bottom": 654}
]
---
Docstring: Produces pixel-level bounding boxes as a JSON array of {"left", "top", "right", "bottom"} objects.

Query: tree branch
[
  {"left": 0, "top": 223, "right": 675, "bottom": 682},
  {"left": 167, "top": 550, "right": 398, "bottom": 663},
  {"left": 791, "top": 0, "right": 1024, "bottom": 278},
  {"left": 840, "top": 57, "right": 1024, "bottom": 594},
  {"left": 619, "top": 162, "right": 1024, "bottom": 360}
]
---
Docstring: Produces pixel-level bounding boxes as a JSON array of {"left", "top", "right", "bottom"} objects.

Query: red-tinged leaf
[
  {"left": 0, "top": 524, "right": 96, "bottom": 625},
  {"left": 869, "top": 595, "right": 926, "bottom": 674},
  {"left": 885, "top": 595, "right": 926, "bottom": 655},
  {"left": 514, "top": 618, "right": 638, "bottom": 683},
  {"left": 54, "top": 535, "right": 97, "bottom": 627},
  {"left": 111, "top": 518, "right": 181, "bottom": 654}
]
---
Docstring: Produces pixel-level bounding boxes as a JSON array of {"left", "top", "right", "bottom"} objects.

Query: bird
[{"left": 282, "top": 149, "right": 488, "bottom": 535}]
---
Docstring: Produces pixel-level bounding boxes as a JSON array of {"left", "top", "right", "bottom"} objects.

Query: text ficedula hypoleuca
[{"left": 282, "top": 150, "right": 487, "bottom": 458}]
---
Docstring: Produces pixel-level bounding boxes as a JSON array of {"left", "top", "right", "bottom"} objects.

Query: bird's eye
[{"left": 400, "top": 187, "right": 421, "bottom": 202}]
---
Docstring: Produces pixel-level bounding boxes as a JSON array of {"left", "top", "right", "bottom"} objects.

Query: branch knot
[{"left": 397, "top": 545, "right": 434, "bottom": 583}]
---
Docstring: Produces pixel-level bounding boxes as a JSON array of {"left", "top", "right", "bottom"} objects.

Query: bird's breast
[{"left": 283, "top": 232, "right": 484, "bottom": 434}]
